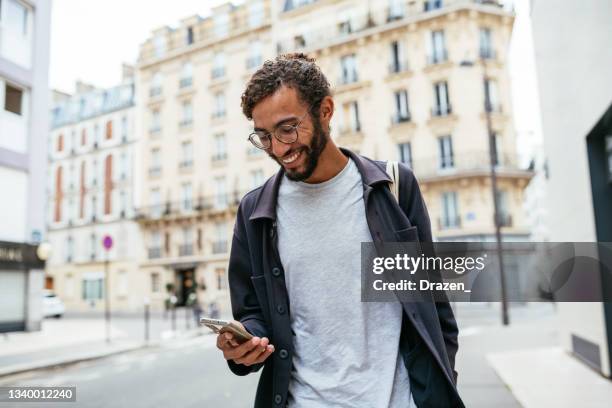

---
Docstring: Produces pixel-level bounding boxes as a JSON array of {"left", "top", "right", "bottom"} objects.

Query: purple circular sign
[{"left": 103, "top": 235, "right": 113, "bottom": 251}]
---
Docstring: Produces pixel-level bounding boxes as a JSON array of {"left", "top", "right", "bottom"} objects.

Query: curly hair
[{"left": 241, "top": 53, "right": 331, "bottom": 120}]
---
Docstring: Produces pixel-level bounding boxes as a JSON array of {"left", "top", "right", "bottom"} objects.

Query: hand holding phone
[{"left": 208, "top": 318, "right": 275, "bottom": 366}]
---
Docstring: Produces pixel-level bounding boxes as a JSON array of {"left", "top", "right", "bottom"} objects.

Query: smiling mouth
[{"left": 281, "top": 150, "right": 302, "bottom": 164}]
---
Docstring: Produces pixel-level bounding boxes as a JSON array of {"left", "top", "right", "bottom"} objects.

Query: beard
[{"left": 268, "top": 115, "right": 329, "bottom": 182}]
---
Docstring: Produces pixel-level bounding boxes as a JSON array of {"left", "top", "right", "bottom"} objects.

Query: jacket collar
[{"left": 249, "top": 147, "right": 391, "bottom": 221}]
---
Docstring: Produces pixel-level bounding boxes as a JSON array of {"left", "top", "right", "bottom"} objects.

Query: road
[{"left": 0, "top": 335, "right": 260, "bottom": 408}]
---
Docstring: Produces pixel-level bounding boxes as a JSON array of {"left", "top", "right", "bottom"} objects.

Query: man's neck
[{"left": 303, "top": 142, "right": 349, "bottom": 184}]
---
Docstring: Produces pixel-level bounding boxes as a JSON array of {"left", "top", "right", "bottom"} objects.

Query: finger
[
  {"left": 235, "top": 338, "right": 269, "bottom": 365},
  {"left": 253, "top": 345, "right": 275, "bottom": 364},
  {"left": 225, "top": 337, "right": 260, "bottom": 360},
  {"left": 217, "top": 332, "right": 233, "bottom": 350}
]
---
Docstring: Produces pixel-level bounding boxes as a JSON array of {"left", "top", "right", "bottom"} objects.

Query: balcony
[
  {"left": 438, "top": 215, "right": 462, "bottom": 230},
  {"left": 135, "top": 192, "right": 246, "bottom": 222},
  {"left": 409, "top": 152, "right": 533, "bottom": 183},
  {"left": 388, "top": 60, "right": 410, "bottom": 75},
  {"left": 211, "top": 153, "right": 228, "bottom": 163},
  {"left": 148, "top": 247, "right": 162, "bottom": 259},
  {"left": 149, "top": 126, "right": 162, "bottom": 136},
  {"left": 212, "top": 241, "right": 228, "bottom": 254},
  {"left": 431, "top": 104, "right": 453, "bottom": 117},
  {"left": 387, "top": 8, "right": 405, "bottom": 22},
  {"left": 179, "top": 77, "right": 193, "bottom": 88},
  {"left": 424, "top": 0, "right": 444, "bottom": 12},
  {"left": 391, "top": 112, "right": 411, "bottom": 125},
  {"left": 427, "top": 50, "right": 449, "bottom": 65},
  {"left": 479, "top": 48, "right": 496, "bottom": 60},
  {"left": 179, "top": 244, "right": 194, "bottom": 257},
  {"left": 179, "top": 160, "right": 193, "bottom": 170}
]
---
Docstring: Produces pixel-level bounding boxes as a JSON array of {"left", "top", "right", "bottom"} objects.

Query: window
[
  {"left": 151, "top": 272, "right": 161, "bottom": 293},
  {"left": 251, "top": 169, "right": 265, "bottom": 188},
  {"left": 150, "top": 108, "right": 161, "bottom": 133},
  {"left": 81, "top": 128, "right": 87, "bottom": 146},
  {"left": 181, "top": 141, "right": 193, "bottom": 168},
  {"left": 120, "top": 190, "right": 127, "bottom": 216},
  {"left": 212, "top": 53, "right": 225, "bottom": 79},
  {"left": 214, "top": 13, "right": 229, "bottom": 38},
  {"left": 94, "top": 124, "right": 100, "bottom": 146},
  {"left": 150, "top": 188, "right": 162, "bottom": 217},
  {"left": 213, "top": 92, "right": 226, "bottom": 118},
  {"left": 181, "top": 183, "right": 193, "bottom": 211},
  {"left": 216, "top": 268, "right": 227, "bottom": 290},
  {"left": 82, "top": 276, "right": 104, "bottom": 301},
  {"left": 424, "top": 0, "right": 443, "bottom": 11},
  {"left": 119, "top": 152, "right": 127, "bottom": 179},
  {"left": 104, "top": 155, "right": 113, "bottom": 215},
  {"left": 65, "top": 274, "right": 75, "bottom": 298},
  {"left": 150, "top": 72, "right": 163, "bottom": 97},
  {"left": 349, "top": 101, "right": 361, "bottom": 132},
  {"left": 150, "top": 148, "right": 161, "bottom": 176},
  {"left": 215, "top": 176, "right": 227, "bottom": 208},
  {"left": 340, "top": 54, "right": 358, "bottom": 84},
  {"left": 57, "top": 134, "right": 64, "bottom": 152},
  {"left": 388, "top": 0, "right": 404, "bottom": 20},
  {"left": 337, "top": 8, "right": 354, "bottom": 35},
  {"left": 213, "top": 222, "right": 228, "bottom": 254},
  {"left": 180, "top": 100, "right": 193, "bottom": 126},
  {"left": 247, "top": 40, "right": 263, "bottom": 69},
  {"left": 79, "top": 161, "right": 86, "bottom": 218},
  {"left": 180, "top": 62, "right": 193, "bottom": 88},
  {"left": 429, "top": 30, "right": 447, "bottom": 64},
  {"left": 105, "top": 120, "right": 113, "bottom": 140},
  {"left": 249, "top": 1, "right": 264, "bottom": 28},
  {"left": 433, "top": 81, "right": 450, "bottom": 116},
  {"left": 90, "top": 233, "right": 97, "bottom": 260},
  {"left": 66, "top": 236, "right": 74, "bottom": 262},
  {"left": 492, "top": 132, "right": 502, "bottom": 165},
  {"left": 393, "top": 90, "right": 410, "bottom": 123},
  {"left": 438, "top": 135, "right": 454, "bottom": 169},
  {"left": 154, "top": 34, "right": 166, "bottom": 57},
  {"left": 495, "top": 190, "right": 511, "bottom": 226},
  {"left": 441, "top": 191, "right": 459, "bottom": 228},
  {"left": 398, "top": 143, "right": 412, "bottom": 168},
  {"left": 121, "top": 116, "right": 128, "bottom": 141},
  {"left": 186, "top": 26, "right": 194, "bottom": 45},
  {"left": 180, "top": 227, "right": 194, "bottom": 256},
  {"left": 389, "top": 41, "right": 406, "bottom": 73},
  {"left": 479, "top": 28, "right": 493, "bottom": 59},
  {"left": 4, "top": 84, "right": 23, "bottom": 115},
  {"left": 214, "top": 133, "right": 227, "bottom": 160},
  {"left": 149, "top": 230, "right": 162, "bottom": 258},
  {"left": 54, "top": 166, "right": 63, "bottom": 222},
  {"left": 484, "top": 79, "right": 500, "bottom": 112}
]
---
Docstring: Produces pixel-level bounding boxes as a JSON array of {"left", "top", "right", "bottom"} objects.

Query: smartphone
[{"left": 199, "top": 317, "right": 253, "bottom": 343}]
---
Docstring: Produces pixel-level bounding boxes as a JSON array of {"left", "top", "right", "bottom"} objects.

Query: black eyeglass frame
[{"left": 247, "top": 109, "right": 311, "bottom": 150}]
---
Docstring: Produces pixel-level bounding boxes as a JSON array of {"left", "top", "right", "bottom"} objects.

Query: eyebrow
[{"left": 254, "top": 115, "right": 300, "bottom": 133}]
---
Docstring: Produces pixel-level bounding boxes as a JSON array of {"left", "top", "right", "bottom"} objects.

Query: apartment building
[
  {"left": 0, "top": 0, "right": 51, "bottom": 332},
  {"left": 0, "top": 0, "right": 52, "bottom": 332},
  {"left": 46, "top": 68, "right": 145, "bottom": 312},
  {"left": 135, "top": 0, "right": 532, "bottom": 311}
]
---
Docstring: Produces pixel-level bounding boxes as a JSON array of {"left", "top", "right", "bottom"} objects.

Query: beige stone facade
[{"left": 133, "top": 0, "right": 532, "bottom": 313}]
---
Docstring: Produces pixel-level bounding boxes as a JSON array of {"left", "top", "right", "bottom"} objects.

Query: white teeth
[{"left": 282, "top": 150, "right": 301, "bottom": 164}]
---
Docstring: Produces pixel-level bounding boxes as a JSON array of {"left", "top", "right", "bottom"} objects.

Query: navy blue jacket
[{"left": 227, "top": 148, "right": 465, "bottom": 407}]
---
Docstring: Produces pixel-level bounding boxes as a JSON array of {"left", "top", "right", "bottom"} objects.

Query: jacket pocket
[{"left": 394, "top": 225, "right": 419, "bottom": 242}]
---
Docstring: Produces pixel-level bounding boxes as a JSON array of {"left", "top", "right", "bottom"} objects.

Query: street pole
[
  {"left": 482, "top": 57, "right": 510, "bottom": 326},
  {"left": 144, "top": 298, "right": 150, "bottom": 345},
  {"left": 105, "top": 255, "right": 111, "bottom": 343}
]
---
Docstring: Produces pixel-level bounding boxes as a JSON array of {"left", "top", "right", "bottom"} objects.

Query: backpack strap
[{"left": 385, "top": 160, "right": 400, "bottom": 203}]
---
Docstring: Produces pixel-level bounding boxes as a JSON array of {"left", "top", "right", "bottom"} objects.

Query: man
[{"left": 216, "top": 53, "right": 464, "bottom": 407}]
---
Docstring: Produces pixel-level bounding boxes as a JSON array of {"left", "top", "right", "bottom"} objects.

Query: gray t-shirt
[{"left": 276, "top": 158, "right": 415, "bottom": 407}]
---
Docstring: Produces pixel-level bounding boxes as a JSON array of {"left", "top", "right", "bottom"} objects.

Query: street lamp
[{"left": 460, "top": 57, "right": 510, "bottom": 326}]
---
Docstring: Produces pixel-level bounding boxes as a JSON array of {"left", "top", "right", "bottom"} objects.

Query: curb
[{"left": 0, "top": 342, "right": 145, "bottom": 379}]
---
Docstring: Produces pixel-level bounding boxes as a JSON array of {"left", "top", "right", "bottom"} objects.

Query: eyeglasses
[{"left": 247, "top": 110, "right": 310, "bottom": 150}]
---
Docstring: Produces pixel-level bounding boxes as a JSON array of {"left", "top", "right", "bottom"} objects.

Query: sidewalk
[{"left": 0, "top": 316, "right": 207, "bottom": 378}]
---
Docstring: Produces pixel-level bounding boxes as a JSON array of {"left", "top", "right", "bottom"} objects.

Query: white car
[{"left": 43, "top": 290, "right": 65, "bottom": 318}]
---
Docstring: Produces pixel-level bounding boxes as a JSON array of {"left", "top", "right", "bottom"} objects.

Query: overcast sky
[{"left": 49, "top": 0, "right": 237, "bottom": 93}]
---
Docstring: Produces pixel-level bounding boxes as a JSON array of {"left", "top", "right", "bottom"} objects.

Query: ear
[{"left": 319, "top": 96, "right": 334, "bottom": 126}]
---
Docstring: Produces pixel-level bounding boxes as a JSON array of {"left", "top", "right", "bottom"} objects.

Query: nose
[{"left": 270, "top": 136, "right": 292, "bottom": 159}]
